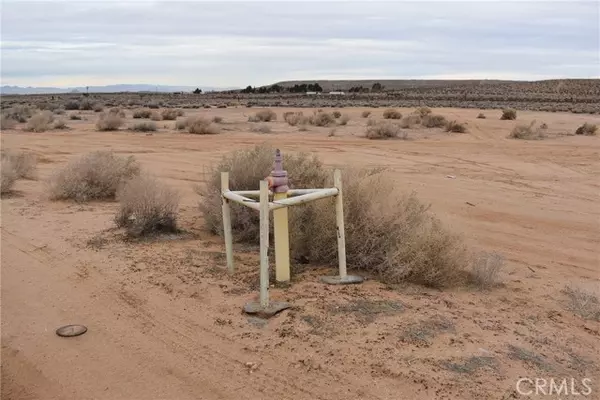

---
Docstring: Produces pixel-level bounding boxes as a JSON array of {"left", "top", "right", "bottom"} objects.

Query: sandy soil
[{"left": 2, "top": 107, "right": 600, "bottom": 400}]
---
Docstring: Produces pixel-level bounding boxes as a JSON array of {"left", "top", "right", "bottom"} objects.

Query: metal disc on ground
[
  {"left": 321, "top": 275, "right": 364, "bottom": 285},
  {"left": 243, "top": 301, "right": 291, "bottom": 319},
  {"left": 56, "top": 324, "right": 88, "bottom": 337}
]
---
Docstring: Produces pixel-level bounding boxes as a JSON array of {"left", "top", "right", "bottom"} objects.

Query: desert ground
[{"left": 2, "top": 105, "right": 600, "bottom": 399}]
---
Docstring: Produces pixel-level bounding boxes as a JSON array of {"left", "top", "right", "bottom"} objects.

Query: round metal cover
[{"left": 56, "top": 324, "right": 87, "bottom": 337}]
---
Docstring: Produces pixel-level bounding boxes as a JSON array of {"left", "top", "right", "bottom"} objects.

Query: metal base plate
[
  {"left": 243, "top": 301, "right": 291, "bottom": 318},
  {"left": 320, "top": 275, "right": 364, "bottom": 285},
  {"left": 56, "top": 324, "right": 88, "bottom": 337}
]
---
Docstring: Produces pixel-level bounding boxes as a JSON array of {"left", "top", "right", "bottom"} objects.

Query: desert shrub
[
  {"left": 53, "top": 119, "right": 68, "bottom": 129},
  {"left": 175, "top": 119, "right": 187, "bottom": 130},
  {"left": 186, "top": 116, "right": 220, "bottom": 134},
  {"left": 249, "top": 109, "right": 277, "bottom": 122},
  {"left": 1, "top": 159, "right": 17, "bottom": 194},
  {"left": 283, "top": 112, "right": 308, "bottom": 126},
  {"left": 64, "top": 100, "right": 80, "bottom": 110},
  {"left": 421, "top": 114, "right": 447, "bottom": 128},
  {"left": 477, "top": 113, "right": 486, "bottom": 119},
  {"left": 130, "top": 121, "right": 157, "bottom": 132},
  {"left": 575, "top": 123, "right": 597, "bottom": 136},
  {"left": 109, "top": 108, "right": 126, "bottom": 118},
  {"left": 366, "top": 121, "right": 406, "bottom": 140},
  {"left": 416, "top": 107, "right": 432, "bottom": 117},
  {"left": 176, "top": 109, "right": 185, "bottom": 117},
  {"left": 25, "top": 111, "right": 54, "bottom": 132},
  {"left": 150, "top": 111, "right": 162, "bottom": 121},
  {"left": 217, "top": 104, "right": 227, "bottom": 109},
  {"left": 309, "top": 111, "right": 336, "bottom": 126},
  {"left": 54, "top": 108, "right": 65, "bottom": 115},
  {"left": 133, "top": 109, "right": 152, "bottom": 119},
  {"left": 400, "top": 114, "right": 422, "bottom": 128},
  {"left": 445, "top": 121, "right": 468, "bottom": 133},
  {"left": 540, "top": 122, "right": 548, "bottom": 130},
  {"left": 93, "top": 103, "right": 104, "bottom": 112},
  {"left": 212, "top": 116, "right": 223, "bottom": 123},
  {"left": 338, "top": 114, "right": 350, "bottom": 126},
  {"left": 251, "top": 124, "right": 272, "bottom": 134},
  {"left": 509, "top": 121, "right": 545, "bottom": 140},
  {"left": 69, "top": 114, "right": 82, "bottom": 120},
  {"left": 563, "top": 284, "right": 600, "bottom": 321},
  {"left": 1, "top": 150, "right": 37, "bottom": 180},
  {"left": 198, "top": 145, "right": 328, "bottom": 242},
  {"left": 161, "top": 109, "right": 179, "bottom": 120},
  {"left": 500, "top": 108, "right": 517, "bottom": 120},
  {"left": 332, "top": 110, "right": 342, "bottom": 118},
  {"left": 115, "top": 174, "right": 179, "bottom": 237},
  {"left": 6, "top": 106, "right": 34, "bottom": 123},
  {"left": 203, "top": 104, "right": 212, "bottom": 109},
  {"left": 298, "top": 124, "right": 308, "bottom": 131},
  {"left": 147, "top": 102, "right": 160, "bottom": 109},
  {"left": 366, "top": 118, "right": 378, "bottom": 127},
  {"left": 383, "top": 109, "right": 402, "bottom": 119},
  {"left": 361, "top": 110, "right": 372, "bottom": 118},
  {"left": 79, "top": 100, "right": 93, "bottom": 110},
  {"left": 1, "top": 115, "right": 17, "bottom": 130},
  {"left": 96, "top": 112, "right": 124, "bottom": 131},
  {"left": 470, "top": 251, "right": 504, "bottom": 289},
  {"left": 199, "top": 146, "right": 469, "bottom": 287},
  {"left": 48, "top": 150, "right": 140, "bottom": 202}
]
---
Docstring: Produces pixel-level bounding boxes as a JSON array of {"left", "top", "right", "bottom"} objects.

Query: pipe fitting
[{"left": 267, "top": 149, "right": 289, "bottom": 193}]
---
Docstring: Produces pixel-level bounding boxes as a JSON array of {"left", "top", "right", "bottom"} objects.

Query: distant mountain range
[{"left": 0, "top": 84, "right": 239, "bottom": 95}]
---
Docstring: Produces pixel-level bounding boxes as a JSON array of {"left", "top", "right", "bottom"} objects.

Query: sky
[{"left": 1, "top": 0, "right": 599, "bottom": 88}]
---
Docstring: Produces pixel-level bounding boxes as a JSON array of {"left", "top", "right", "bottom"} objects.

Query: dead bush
[
  {"left": 186, "top": 116, "right": 220, "bottom": 134},
  {"left": 198, "top": 146, "right": 469, "bottom": 287},
  {"left": 115, "top": 174, "right": 179, "bottom": 237},
  {"left": 477, "top": 113, "right": 486, "bottom": 119},
  {"left": 251, "top": 124, "right": 272, "bottom": 134},
  {"left": 96, "top": 112, "right": 124, "bottom": 131},
  {"left": 176, "top": 109, "right": 185, "bottom": 117},
  {"left": 283, "top": 111, "right": 308, "bottom": 126},
  {"left": 575, "top": 123, "right": 598, "bottom": 136},
  {"left": 64, "top": 100, "right": 80, "bottom": 110},
  {"left": 366, "top": 118, "right": 378, "bottom": 127},
  {"left": 416, "top": 107, "right": 432, "bottom": 117},
  {"left": 501, "top": 108, "right": 517, "bottom": 120},
  {"left": 69, "top": 114, "right": 82, "bottom": 120},
  {"left": 445, "top": 121, "right": 468, "bottom": 133},
  {"left": 48, "top": 151, "right": 140, "bottom": 201},
  {"left": 150, "top": 111, "right": 162, "bottom": 121},
  {"left": 309, "top": 111, "right": 336, "bottom": 126},
  {"left": 563, "top": 284, "right": 600, "bottom": 321},
  {"left": 1, "top": 115, "right": 18, "bottom": 130},
  {"left": 470, "top": 251, "right": 504, "bottom": 289},
  {"left": 53, "top": 119, "right": 68, "bottom": 129},
  {"left": 338, "top": 114, "right": 350, "bottom": 126},
  {"left": 366, "top": 121, "right": 405, "bottom": 140},
  {"left": 249, "top": 109, "right": 277, "bottom": 122},
  {"left": 93, "top": 103, "right": 104, "bottom": 112},
  {"left": 109, "top": 108, "right": 126, "bottom": 118},
  {"left": 133, "top": 109, "right": 152, "bottom": 119},
  {"left": 161, "top": 109, "right": 179, "bottom": 120},
  {"left": 400, "top": 114, "right": 422, "bottom": 128},
  {"left": 198, "top": 145, "right": 328, "bottom": 242},
  {"left": 175, "top": 119, "right": 187, "bottom": 130},
  {"left": 361, "top": 110, "right": 372, "bottom": 118},
  {"left": 217, "top": 104, "right": 227, "bottom": 109},
  {"left": 509, "top": 121, "right": 545, "bottom": 140},
  {"left": 212, "top": 116, "right": 223, "bottom": 123},
  {"left": 1, "top": 159, "right": 17, "bottom": 194},
  {"left": 5, "top": 106, "right": 34, "bottom": 122},
  {"left": 147, "top": 102, "right": 160, "bottom": 109},
  {"left": 79, "top": 100, "right": 93, "bottom": 110},
  {"left": 383, "top": 109, "right": 403, "bottom": 119},
  {"left": 421, "top": 114, "right": 447, "bottom": 128},
  {"left": 1, "top": 150, "right": 37, "bottom": 179},
  {"left": 25, "top": 111, "right": 54, "bottom": 132},
  {"left": 130, "top": 121, "right": 157, "bottom": 132},
  {"left": 332, "top": 111, "right": 342, "bottom": 118}
]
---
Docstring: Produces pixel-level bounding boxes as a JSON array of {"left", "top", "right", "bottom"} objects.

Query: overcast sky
[{"left": 1, "top": 0, "right": 598, "bottom": 88}]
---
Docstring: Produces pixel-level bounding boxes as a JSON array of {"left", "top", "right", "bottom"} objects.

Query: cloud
[{"left": 1, "top": 0, "right": 598, "bottom": 87}]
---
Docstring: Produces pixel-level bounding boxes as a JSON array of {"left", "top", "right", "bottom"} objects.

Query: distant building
[
  {"left": 305, "top": 91, "right": 319, "bottom": 95},
  {"left": 328, "top": 91, "right": 345, "bottom": 95}
]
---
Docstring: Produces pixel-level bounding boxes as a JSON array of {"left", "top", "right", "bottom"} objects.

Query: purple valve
[{"left": 268, "top": 149, "right": 289, "bottom": 193}]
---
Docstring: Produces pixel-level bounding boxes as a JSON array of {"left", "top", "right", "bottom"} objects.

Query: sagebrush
[
  {"left": 96, "top": 113, "right": 124, "bottom": 131},
  {"left": 575, "top": 123, "right": 597, "bottom": 136},
  {"left": 48, "top": 151, "right": 140, "bottom": 201},
  {"left": 383, "top": 109, "right": 402, "bottom": 119},
  {"left": 199, "top": 145, "right": 469, "bottom": 287},
  {"left": 115, "top": 174, "right": 179, "bottom": 237},
  {"left": 366, "top": 121, "right": 406, "bottom": 139},
  {"left": 26, "top": 111, "right": 54, "bottom": 132},
  {"left": 1, "top": 150, "right": 37, "bottom": 179}
]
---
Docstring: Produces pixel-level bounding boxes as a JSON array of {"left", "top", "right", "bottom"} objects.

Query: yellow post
[{"left": 273, "top": 191, "right": 290, "bottom": 282}]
